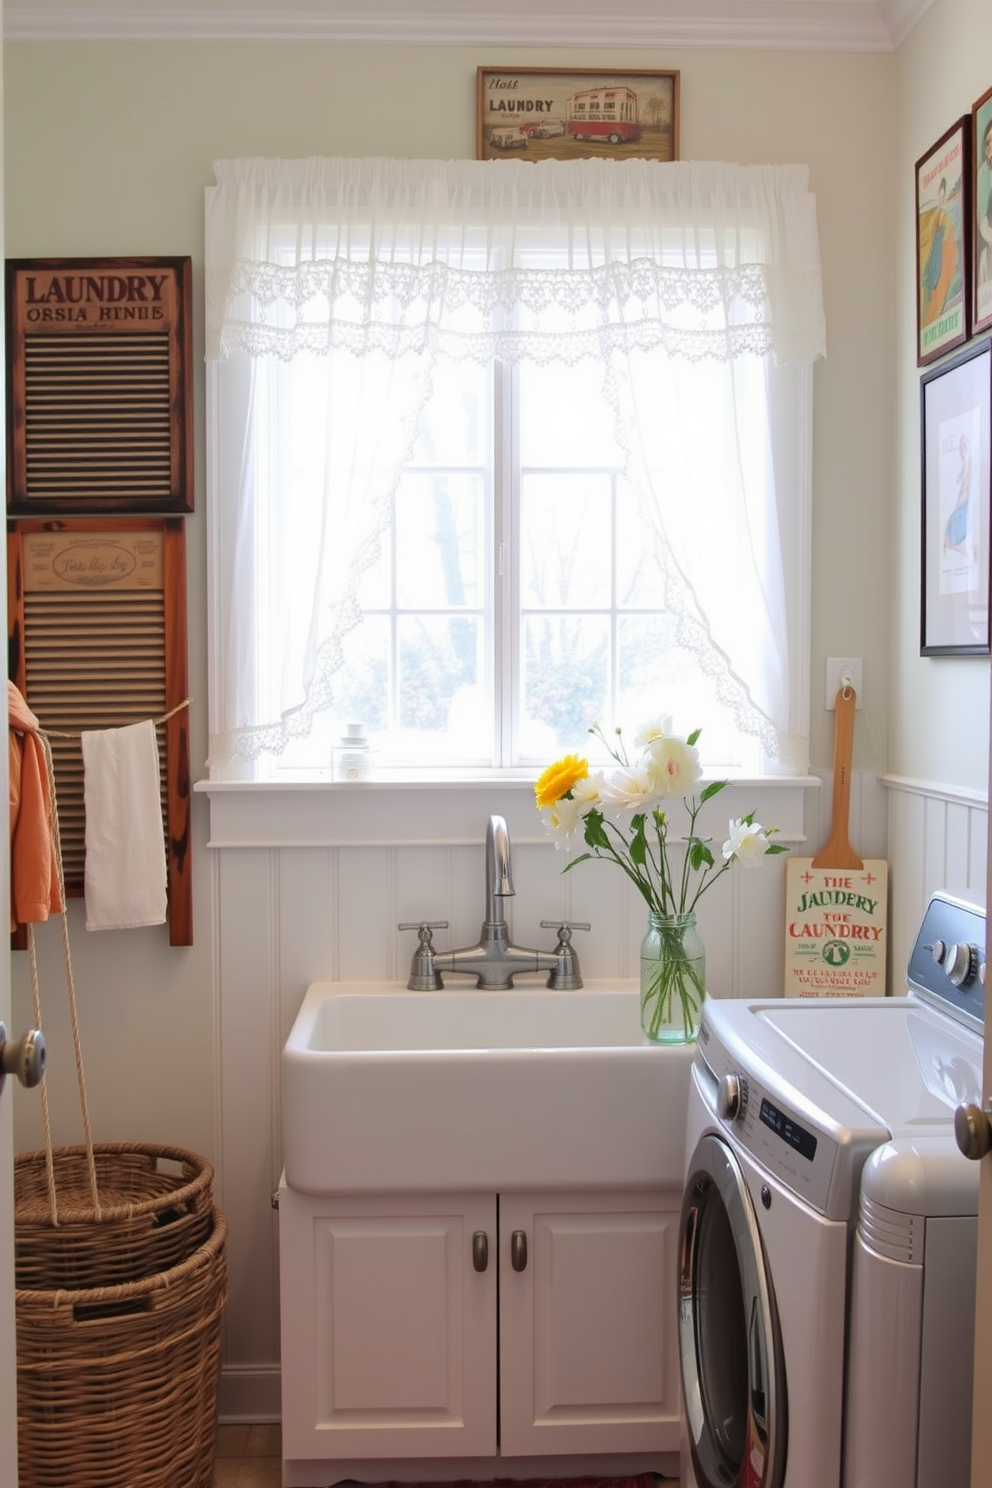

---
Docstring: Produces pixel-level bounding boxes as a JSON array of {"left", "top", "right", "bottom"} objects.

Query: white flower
[
  {"left": 723, "top": 817, "right": 771, "bottom": 865},
  {"left": 632, "top": 716, "right": 674, "bottom": 749},
  {"left": 642, "top": 734, "right": 702, "bottom": 799},
  {"left": 598, "top": 762, "right": 663, "bottom": 816},
  {"left": 540, "top": 794, "right": 588, "bottom": 848},
  {"left": 572, "top": 772, "right": 605, "bottom": 809}
]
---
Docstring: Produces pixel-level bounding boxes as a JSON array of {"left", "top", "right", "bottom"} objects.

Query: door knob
[
  {"left": 472, "top": 1231, "right": 489, "bottom": 1272},
  {"left": 0, "top": 1021, "right": 47, "bottom": 1094},
  {"left": 510, "top": 1229, "right": 528, "bottom": 1271},
  {"left": 955, "top": 1100, "right": 992, "bottom": 1161}
]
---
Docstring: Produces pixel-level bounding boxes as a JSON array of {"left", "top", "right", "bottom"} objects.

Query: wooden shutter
[
  {"left": 7, "top": 517, "right": 192, "bottom": 946},
  {"left": 5, "top": 257, "right": 193, "bottom": 514}
]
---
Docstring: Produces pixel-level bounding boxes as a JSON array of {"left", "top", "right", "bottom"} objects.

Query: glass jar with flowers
[{"left": 534, "top": 718, "right": 787, "bottom": 1044}]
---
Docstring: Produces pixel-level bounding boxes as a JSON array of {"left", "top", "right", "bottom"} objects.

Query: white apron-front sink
[{"left": 281, "top": 980, "right": 695, "bottom": 1194}]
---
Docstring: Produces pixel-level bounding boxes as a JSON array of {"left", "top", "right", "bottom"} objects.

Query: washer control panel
[
  {"left": 908, "top": 892, "right": 986, "bottom": 1031},
  {"left": 697, "top": 1046, "right": 844, "bottom": 1214}
]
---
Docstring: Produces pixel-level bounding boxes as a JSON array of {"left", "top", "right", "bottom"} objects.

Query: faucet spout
[
  {"left": 486, "top": 814, "right": 514, "bottom": 926},
  {"left": 402, "top": 814, "right": 586, "bottom": 991}
]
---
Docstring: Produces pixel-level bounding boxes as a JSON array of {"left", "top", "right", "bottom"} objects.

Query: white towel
[{"left": 81, "top": 720, "right": 167, "bottom": 931}]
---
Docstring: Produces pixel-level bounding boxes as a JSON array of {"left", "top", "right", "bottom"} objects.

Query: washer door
[{"left": 679, "top": 1132, "right": 787, "bottom": 1488}]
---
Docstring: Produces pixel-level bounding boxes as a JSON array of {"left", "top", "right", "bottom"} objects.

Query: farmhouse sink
[{"left": 281, "top": 980, "right": 695, "bottom": 1195}]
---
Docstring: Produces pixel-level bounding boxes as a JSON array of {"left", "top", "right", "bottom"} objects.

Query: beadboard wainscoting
[{"left": 202, "top": 768, "right": 982, "bottom": 1420}]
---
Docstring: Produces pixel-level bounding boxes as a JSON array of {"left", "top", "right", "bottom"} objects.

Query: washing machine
[{"left": 678, "top": 891, "right": 985, "bottom": 1488}]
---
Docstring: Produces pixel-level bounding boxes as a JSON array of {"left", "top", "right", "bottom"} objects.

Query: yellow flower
[{"left": 534, "top": 753, "right": 589, "bottom": 808}]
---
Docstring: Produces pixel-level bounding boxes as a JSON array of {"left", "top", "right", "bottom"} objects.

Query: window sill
[{"left": 195, "top": 773, "right": 819, "bottom": 849}]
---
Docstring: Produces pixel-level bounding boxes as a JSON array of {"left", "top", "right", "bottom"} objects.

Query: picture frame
[
  {"left": 915, "top": 118, "right": 971, "bottom": 366},
  {"left": 972, "top": 86, "right": 992, "bottom": 335},
  {"left": 920, "top": 337, "right": 991, "bottom": 656},
  {"left": 476, "top": 67, "right": 679, "bottom": 163}
]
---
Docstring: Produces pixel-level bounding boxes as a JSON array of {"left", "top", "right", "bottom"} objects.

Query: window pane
[
  {"left": 617, "top": 616, "right": 746, "bottom": 768},
  {"left": 520, "top": 473, "right": 613, "bottom": 608},
  {"left": 616, "top": 480, "right": 666, "bottom": 606},
  {"left": 333, "top": 615, "right": 391, "bottom": 733},
  {"left": 397, "top": 614, "right": 485, "bottom": 743},
  {"left": 412, "top": 359, "right": 486, "bottom": 465},
  {"left": 518, "top": 361, "right": 622, "bottom": 466},
  {"left": 521, "top": 614, "right": 609, "bottom": 757},
  {"left": 395, "top": 473, "right": 484, "bottom": 609}
]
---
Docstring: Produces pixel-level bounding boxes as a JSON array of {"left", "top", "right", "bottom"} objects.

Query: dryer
[{"left": 678, "top": 892, "right": 984, "bottom": 1488}]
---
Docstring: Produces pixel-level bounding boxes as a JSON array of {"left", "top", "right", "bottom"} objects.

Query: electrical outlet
[{"left": 826, "top": 657, "right": 863, "bottom": 709}]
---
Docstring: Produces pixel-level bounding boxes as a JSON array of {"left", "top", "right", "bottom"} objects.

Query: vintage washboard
[
  {"left": 7, "top": 519, "right": 192, "bottom": 946},
  {"left": 5, "top": 256, "right": 193, "bottom": 514}
]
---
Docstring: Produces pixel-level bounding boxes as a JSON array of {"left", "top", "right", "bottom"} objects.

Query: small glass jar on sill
[{"left": 333, "top": 723, "right": 371, "bottom": 782}]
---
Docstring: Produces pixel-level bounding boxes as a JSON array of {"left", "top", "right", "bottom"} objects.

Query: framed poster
[
  {"left": 920, "top": 337, "right": 991, "bottom": 656},
  {"left": 973, "top": 86, "right": 992, "bottom": 335},
  {"left": 915, "top": 119, "right": 971, "bottom": 366},
  {"left": 476, "top": 67, "right": 679, "bottom": 162}
]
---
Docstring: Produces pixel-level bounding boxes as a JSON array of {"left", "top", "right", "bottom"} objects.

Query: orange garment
[{"left": 8, "top": 681, "right": 62, "bottom": 930}]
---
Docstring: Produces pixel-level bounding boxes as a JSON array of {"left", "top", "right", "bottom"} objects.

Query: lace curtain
[{"left": 205, "top": 155, "right": 825, "bottom": 770}]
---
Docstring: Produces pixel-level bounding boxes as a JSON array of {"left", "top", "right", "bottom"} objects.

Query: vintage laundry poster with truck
[{"left": 477, "top": 67, "right": 679, "bottom": 162}]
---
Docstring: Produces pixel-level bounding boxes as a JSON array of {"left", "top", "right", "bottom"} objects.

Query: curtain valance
[{"left": 205, "top": 156, "right": 826, "bottom": 367}]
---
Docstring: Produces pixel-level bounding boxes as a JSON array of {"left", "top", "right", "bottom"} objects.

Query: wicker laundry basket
[
  {"left": 14, "top": 1141, "right": 215, "bottom": 1289},
  {"left": 16, "top": 1207, "right": 228, "bottom": 1488}
]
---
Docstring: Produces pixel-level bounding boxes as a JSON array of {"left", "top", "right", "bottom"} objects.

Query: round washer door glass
[{"left": 679, "top": 1132, "right": 787, "bottom": 1488}]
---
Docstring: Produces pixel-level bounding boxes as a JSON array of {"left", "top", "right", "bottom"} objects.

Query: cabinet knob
[
  {"left": 511, "top": 1229, "right": 528, "bottom": 1272},
  {"left": 472, "top": 1230, "right": 489, "bottom": 1272}
]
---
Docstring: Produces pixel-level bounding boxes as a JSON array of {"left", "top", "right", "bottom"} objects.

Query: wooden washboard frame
[
  {"left": 7, "top": 517, "right": 192, "bottom": 946},
  {"left": 5, "top": 256, "right": 194, "bottom": 515}
]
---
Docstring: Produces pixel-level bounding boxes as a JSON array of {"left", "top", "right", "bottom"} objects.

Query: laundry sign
[
  {"left": 783, "top": 685, "right": 888, "bottom": 997},
  {"left": 784, "top": 860, "right": 889, "bottom": 997}
]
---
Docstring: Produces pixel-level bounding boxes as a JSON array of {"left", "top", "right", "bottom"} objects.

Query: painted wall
[
  {"left": 893, "top": 0, "right": 992, "bottom": 786},
  {"left": 2, "top": 33, "right": 947, "bottom": 1415}
]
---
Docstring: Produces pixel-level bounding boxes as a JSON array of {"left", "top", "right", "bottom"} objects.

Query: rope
[
  {"left": 36, "top": 732, "right": 102, "bottom": 1222},
  {"left": 26, "top": 925, "right": 58, "bottom": 1224},
  {"left": 41, "top": 695, "right": 191, "bottom": 742}
]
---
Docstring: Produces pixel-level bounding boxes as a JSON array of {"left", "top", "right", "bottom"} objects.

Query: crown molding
[{"left": 3, "top": 0, "right": 936, "bottom": 51}]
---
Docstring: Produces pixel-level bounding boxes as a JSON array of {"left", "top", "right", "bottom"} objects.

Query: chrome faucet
[{"left": 400, "top": 814, "right": 588, "bottom": 991}]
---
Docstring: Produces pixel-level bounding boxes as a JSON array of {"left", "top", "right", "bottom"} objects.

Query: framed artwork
[
  {"left": 920, "top": 337, "right": 991, "bottom": 656},
  {"left": 972, "top": 86, "right": 992, "bottom": 335},
  {"left": 476, "top": 67, "right": 679, "bottom": 163},
  {"left": 915, "top": 119, "right": 971, "bottom": 366}
]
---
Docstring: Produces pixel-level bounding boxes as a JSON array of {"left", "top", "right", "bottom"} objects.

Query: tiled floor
[{"left": 213, "top": 1422, "right": 283, "bottom": 1486}]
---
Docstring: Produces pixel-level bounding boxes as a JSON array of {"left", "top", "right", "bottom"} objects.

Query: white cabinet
[{"left": 279, "top": 1185, "right": 681, "bottom": 1474}]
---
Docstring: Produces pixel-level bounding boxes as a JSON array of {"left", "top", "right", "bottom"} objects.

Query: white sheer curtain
[{"left": 205, "top": 155, "right": 825, "bottom": 771}]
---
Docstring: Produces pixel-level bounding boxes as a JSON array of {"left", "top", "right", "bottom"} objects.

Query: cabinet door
[
  {"left": 499, "top": 1189, "right": 681, "bottom": 1456},
  {"left": 280, "top": 1189, "right": 497, "bottom": 1460}
]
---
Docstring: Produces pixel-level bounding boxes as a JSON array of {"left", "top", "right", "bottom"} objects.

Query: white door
[
  {"left": 0, "top": 19, "right": 19, "bottom": 1474},
  {"left": 0, "top": 955, "right": 17, "bottom": 1486},
  {"left": 971, "top": 727, "right": 992, "bottom": 1484}
]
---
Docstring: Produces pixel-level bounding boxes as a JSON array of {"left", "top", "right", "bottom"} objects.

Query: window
[{"left": 204, "top": 156, "right": 825, "bottom": 781}]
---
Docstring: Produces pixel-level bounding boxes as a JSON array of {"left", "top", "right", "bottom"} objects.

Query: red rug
[{"left": 356, "top": 1478, "right": 661, "bottom": 1488}]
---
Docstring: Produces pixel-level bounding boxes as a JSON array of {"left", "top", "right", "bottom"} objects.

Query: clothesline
[{"left": 39, "top": 696, "right": 191, "bottom": 741}]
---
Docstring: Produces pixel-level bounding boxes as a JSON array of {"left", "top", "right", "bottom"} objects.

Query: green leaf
[
  {"left": 686, "top": 728, "right": 702, "bottom": 747},
  {"left": 765, "top": 843, "right": 790, "bottom": 855},
  {"left": 699, "top": 779, "right": 726, "bottom": 803},
  {"left": 583, "top": 811, "right": 610, "bottom": 851}
]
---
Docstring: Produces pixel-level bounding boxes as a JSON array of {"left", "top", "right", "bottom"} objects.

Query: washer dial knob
[
  {"left": 717, "top": 1072, "right": 744, "bottom": 1121},
  {"left": 945, "top": 942, "right": 979, "bottom": 988}
]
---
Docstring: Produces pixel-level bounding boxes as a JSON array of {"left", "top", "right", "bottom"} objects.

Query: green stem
[{"left": 641, "top": 920, "right": 705, "bottom": 1039}]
